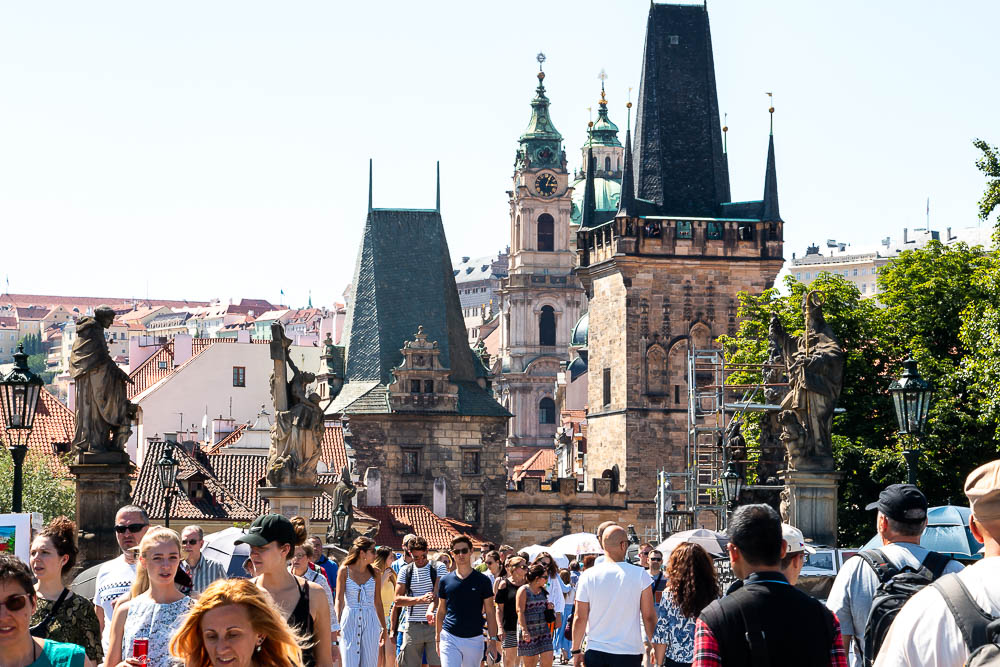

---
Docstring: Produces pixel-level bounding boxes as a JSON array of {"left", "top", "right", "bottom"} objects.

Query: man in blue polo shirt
[
  {"left": 308, "top": 535, "right": 338, "bottom": 586},
  {"left": 436, "top": 535, "right": 499, "bottom": 667}
]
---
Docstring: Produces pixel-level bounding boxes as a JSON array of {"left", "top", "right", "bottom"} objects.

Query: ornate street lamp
[
  {"left": 721, "top": 461, "right": 744, "bottom": 512},
  {"left": 332, "top": 502, "right": 349, "bottom": 547},
  {"left": 156, "top": 443, "right": 180, "bottom": 528},
  {"left": 0, "top": 344, "right": 44, "bottom": 513},
  {"left": 889, "top": 357, "right": 933, "bottom": 485}
]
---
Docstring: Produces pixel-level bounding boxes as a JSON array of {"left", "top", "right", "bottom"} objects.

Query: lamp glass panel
[
  {"left": 23, "top": 385, "right": 40, "bottom": 430},
  {"left": 892, "top": 391, "right": 908, "bottom": 433},
  {"left": 11, "top": 385, "right": 26, "bottom": 428}
]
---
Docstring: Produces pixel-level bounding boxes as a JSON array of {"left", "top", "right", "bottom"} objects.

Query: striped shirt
[
  {"left": 398, "top": 561, "right": 447, "bottom": 621},
  {"left": 180, "top": 554, "right": 228, "bottom": 593}
]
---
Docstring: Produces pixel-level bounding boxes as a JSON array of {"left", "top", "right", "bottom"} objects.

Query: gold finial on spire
[
  {"left": 766, "top": 91, "right": 775, "bottom": 134},
  {"left": 598, "top": 68, "right": 608, "bottom": 104},
  {"left": 626, "top": 86, "right": 633, "bottom": 110},
  {"left": 536, "top": 52, "right": 546, "bottom": 81},
  {"left": 722, "top": 112, "right": 728, "bottom": 153}
]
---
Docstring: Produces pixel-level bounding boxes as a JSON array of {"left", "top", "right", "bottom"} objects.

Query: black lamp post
[
  {"left": 156, "top": 443, "right": 180, "bottom": 528},
  {"left": 889, "top": 357, "right": 933, "bottom": 486},
  {"left": 0, "top": 344, "right": 44, "bottom": 513},
  {"left": 332, "top": 502, "right": 348, "bottom": 547},
  {"left": 721, "top": 461, "right": 744, "bottom": 514}
]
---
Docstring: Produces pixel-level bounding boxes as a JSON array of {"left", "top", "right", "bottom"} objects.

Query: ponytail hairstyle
[
  {"left": 285, "top": 516, "right": 310, "bottom": 562},
  {"left": 484, "top": 550, "right": 505, "bottom": 578},
  {"left": 38, "top": 515, "right": 79, "bottom": 577},
  {"left": 130, "top": 526, "right": 182, "bottom": 597},
  {"left": 374, "top": 545, "right": 397, "bottom": 588},
  {"left": 525, "top": 563, "right": 547, "bottom": 584},
  {"left": 341, "top": 536, "right": 377, "bottom": 578},
  {"left": 170, "top": 578, "right": 305, "bottom": 667}
]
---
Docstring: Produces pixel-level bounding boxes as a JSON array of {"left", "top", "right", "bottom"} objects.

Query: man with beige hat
[{"left": 875, "top": 460, "right": 1000, "bottom": 665}]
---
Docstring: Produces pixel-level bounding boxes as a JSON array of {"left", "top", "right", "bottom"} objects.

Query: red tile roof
[
  {"left": 128, "top": 343, "right": 176, "bottom": 399},
  {"left": 0, "top": 316, "right": 18, "bottom": 328},
  {"left": 0, "top": 293, "right": 209, "bottom": 312},
  {"left": 0, "top": 388, "right": 76, "bottom": 478},
  {"left": 511, "top": 448, "right": 556, "bottom": 482},
  {"left": 205, "top": 423, "right": 248, "bottom": 454},
  {"left": 359, "top": 505, "right": 488, "bottom": 550},
  {"left": 321, "top": 425, "right": 348, "bottom": 472},
  {"left": 15, "top": 306, "right": 49, "bottom": 320}
]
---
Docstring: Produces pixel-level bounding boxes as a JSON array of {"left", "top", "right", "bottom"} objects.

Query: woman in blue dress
[
  {"left": 650, "top": 543, "right": 720, "bottom": 667},
  {"left": 336, "top": 537, "right": 386, "bottom": 667}
]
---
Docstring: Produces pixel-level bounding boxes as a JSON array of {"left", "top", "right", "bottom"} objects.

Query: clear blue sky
[{"left": 1, "top": 1, "right": 996, "bottom": 307}]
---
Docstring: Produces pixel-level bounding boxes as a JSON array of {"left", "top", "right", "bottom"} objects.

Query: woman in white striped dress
[{"left": 336, "top": 537, "right": 387, "bottom": 667}]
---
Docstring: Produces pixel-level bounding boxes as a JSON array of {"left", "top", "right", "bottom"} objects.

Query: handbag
[
  {"left": 563, "top": 610, "right": 574, "bottom": 641},
  {"left": 544, "top": 607, "right": 557, "bottom": 624},
  {"left": 30, "top": 588, "right": 70, "bottom": 638}
]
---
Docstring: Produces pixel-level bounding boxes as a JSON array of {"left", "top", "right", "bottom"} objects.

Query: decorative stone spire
[
  {"left": 761, "top": 102, "right": 781, "bottom": 222},
  {"left": 517, "top": 53, "right": 562, "bottom": 170},
  {"left": 581, "top": 147, "right": 597, "bottom": 229},
  {"left": 618, "top": 98, "right": 636, "bottom": 216}
]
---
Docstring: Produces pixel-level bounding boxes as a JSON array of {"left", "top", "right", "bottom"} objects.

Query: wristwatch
[
  {"left": 571, "top": 649, "right": 582, "bottom": 655},
  {"left": 489, "top": 636, "right": 500, "bottom": 641}
]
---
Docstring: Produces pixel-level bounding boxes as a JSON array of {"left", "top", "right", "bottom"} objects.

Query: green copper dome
[
  {"left": 582, "top": 95, "right": 621, "bottom": 149},
  {"left": 570, "top": 176, "right": 621, "bottom": 226},
  {"left": 520, "top": 71, "right": 562, "bottom": 143}
]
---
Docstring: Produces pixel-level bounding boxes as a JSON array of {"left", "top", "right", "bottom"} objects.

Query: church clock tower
[{"left": 498, "top": 55, "right": 585, "bottom": 464}]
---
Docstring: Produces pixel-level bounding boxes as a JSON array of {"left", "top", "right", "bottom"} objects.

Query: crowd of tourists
[{"left": 5, "top": 458, "right": 1000, "bottom": 666}]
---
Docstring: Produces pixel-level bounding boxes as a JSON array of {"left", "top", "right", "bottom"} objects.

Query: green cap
[{"left": 235, "top": 514, "right": 296, "bottom": 547}]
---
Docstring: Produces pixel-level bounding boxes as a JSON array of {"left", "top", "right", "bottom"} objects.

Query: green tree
[
  {"left": 974, "top": 139, "right": 1000, "bottom": 223},
  {"left": 0, "top": 451, "right": 76, "bottom": 520},
  {"left": 16, "top": 333, "right": 43, "bottom": 356},
  {"left": 27, "top": 352, "right": 46, "bottom": 376}
]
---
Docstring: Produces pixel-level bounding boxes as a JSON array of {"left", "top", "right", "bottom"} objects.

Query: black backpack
[
  {"left": 403, "top": 561, "right": 439, "bottom": 596},
  {"left": 932, "top": 573, "right": 1000, "bottom": 666},
  {"left": 860, "top": 548, "right": 951, "bottom": 666}
]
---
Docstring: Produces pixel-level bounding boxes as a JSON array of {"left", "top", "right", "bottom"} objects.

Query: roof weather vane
[
  {"left": 766, "top": 91, "right": 775, "bottom": 132},
  {"left": 536, "top": 52, "right": 546, "bottom": 71},
  {"left": 598, "top": 68, "right": 608, "bottom": 103}
]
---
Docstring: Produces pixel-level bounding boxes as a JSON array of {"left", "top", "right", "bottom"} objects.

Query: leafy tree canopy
[{"left": 0, "top": 451, "right": 76, "bottom": 520}]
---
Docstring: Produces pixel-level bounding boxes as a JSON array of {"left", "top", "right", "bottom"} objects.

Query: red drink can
[{"left": 132, "top": 637, "right": 149, "bottom": 664}]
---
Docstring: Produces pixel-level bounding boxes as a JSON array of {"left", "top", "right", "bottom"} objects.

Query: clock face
[{"left": 534, "top": 173, "right": 558, "bottom": 197}]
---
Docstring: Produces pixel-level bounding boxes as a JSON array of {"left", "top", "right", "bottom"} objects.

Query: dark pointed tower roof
[
  {"left": 632, "top": 2, "right": 730, "bottom": 217},
  {"left": 761, "top": 121, "right": 781, "bottom": 222},
  {"left": 618, "top": 102, "right": 636, "bottom": 217},
  {"left": 581, "top": 147, "right": 597, "bottom": 228}
]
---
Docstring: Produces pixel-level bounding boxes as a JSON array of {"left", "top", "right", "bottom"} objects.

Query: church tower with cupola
[{"left": 497, "top": 55, "right": 586, "bottom": 464}]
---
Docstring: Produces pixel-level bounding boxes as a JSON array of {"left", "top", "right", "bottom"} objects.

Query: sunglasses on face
[
  {"left": 452, "top": 547, "right": 471, "bottom": 555},
  {"left": 115, "top": 523, "right": 148, "bottom": 534},
  {"left": 182, "top": 539, "right": 199, "bottom": 545},
  {"left": 0, "top": 593, "right": 31, "bottom": 612},
  {"left": 650, "top": 557, "right": 662, "bottom": 562},
  {"left": 540, "top": 561, "right": 551, "bottom": 566}
]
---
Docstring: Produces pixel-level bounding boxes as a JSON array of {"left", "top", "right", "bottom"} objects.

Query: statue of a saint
[
  {"left": 70, "top": 306, "right": 134, "bottom": 455},
  {"left": 327, "top": 465, "right": 357, "bottom": 547},
  {"left": 266, "top": 325, "right": 324, "bottom": 487},
  {"left": 769, "top": 291, "right": 844, "bottom": 470}
]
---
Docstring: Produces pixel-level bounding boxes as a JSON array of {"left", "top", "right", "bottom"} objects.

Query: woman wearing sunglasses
[
  {"left": 493, "top": 556, "right": 526, "bottom": 667},
  {"left": 0, "top": 552, "right": 88, "bottom": 667},
  {"left": 29, "top": 516, "right": 103, "bottom": 664}
]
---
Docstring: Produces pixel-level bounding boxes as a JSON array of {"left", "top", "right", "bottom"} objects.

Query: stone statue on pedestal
[
  {"left": 769, "top": 291, "right": 844, "bottom": 471},
  {"left": 266, "top": 324, "right": 323, "bottom": 487},
  {"left": 327, "top": 465, "right": 358, "bottom": 547},
  {"left": 70, "top": 306, "right": 135, "bottom": 456}
]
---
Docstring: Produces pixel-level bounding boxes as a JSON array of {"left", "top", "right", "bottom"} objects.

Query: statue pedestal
[
  {"left": 69, "top": 451, "right": 134, "bottom": 569},
  {"left": 259, "top": 485, "right": 325, "bottom": 524},
  {"left": 781, "top": 469, "right": 844, "bottom": 547}
]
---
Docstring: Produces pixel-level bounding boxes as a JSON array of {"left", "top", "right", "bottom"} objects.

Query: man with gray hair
[
  {"left": 180, "top": 524, "right": 227, "bottom": 593},
  {"left": 826, "top": 484, "right": 962, "bottom": 666}
]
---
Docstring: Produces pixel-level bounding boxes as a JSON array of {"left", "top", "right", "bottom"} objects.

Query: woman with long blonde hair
[
  {"left": 170, "top": 578, "right": 305, "bottom": 667},
  {"left": 105, "top": 526, "right": 193, "bottom": 667},
  {"left": 335, "top": 537, "right": 386, "bottom": 667},
  {"left": 372, "top": 546, "right": 397, "bottom": 667}
]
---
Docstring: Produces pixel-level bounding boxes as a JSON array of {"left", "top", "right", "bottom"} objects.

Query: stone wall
[
  {"left": 579, "top": 232, "right": 783, "bottom": 515},
  {"left": 505, "top": 476, "right": 640, "bottom": 547},
  {"left": 348, "top": 413, "right": 508, "bottom": 542}
]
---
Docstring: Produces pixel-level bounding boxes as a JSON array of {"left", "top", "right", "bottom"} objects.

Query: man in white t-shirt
[
  {"left": 571, "top": 525, "right": 656, "bottom": 667},
  {"left": 93, "top": 504, "right": 150, "bottom": 653},
  {"left": 875, "top": 460, "right": 1000, "bottom": 666}
]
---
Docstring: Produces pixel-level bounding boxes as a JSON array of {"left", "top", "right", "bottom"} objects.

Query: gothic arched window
[
  {"left": 646, "top": 345, "right": 667, "bottom": 394},
  {"left": 539, "top": 305, "right": 556, "bottom": 346},
  {"left": 537, "top": 214, "right": 554, "bottom": 252},
  {"left": 604, "top": 156, "right": 611, "bottom": 172},
  {"left": 539, "top": 397, "right": 556, "bottom": 424}
]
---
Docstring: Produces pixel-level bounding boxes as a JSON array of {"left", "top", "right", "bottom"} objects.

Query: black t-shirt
[
  {"left": 439, "top": 570, "right": 494, "bottom": 638},
  {"left": 495, "top": 578, "right": 519, "bottom": 631}
]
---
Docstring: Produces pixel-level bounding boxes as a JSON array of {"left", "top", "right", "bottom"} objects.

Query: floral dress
[
  {"left": 652, "top": 589, "right": 704, "bottom": 663},
  {"left": 121, "top": 595, "right": 193, "bottom": 667},
  {"left": 517, "top": 587, "right": 552, "bottom": 657},
  {"left": 31, "top": 591, "right": 103, "bottom": 663}
]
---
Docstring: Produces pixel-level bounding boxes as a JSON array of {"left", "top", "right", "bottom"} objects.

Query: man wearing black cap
[{"left": 826, "top": 484, "right": 963, "bottom": 667}]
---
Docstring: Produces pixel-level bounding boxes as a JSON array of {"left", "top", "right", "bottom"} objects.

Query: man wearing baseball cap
[
  {"left": 826, "top": 483, "right": 963, "bottom": 666},
  {"left": 780, "top": 523, "right": 816, "bottom": 586},
  {"left": 875, "top": 461, "right": 1000, "bottom": 665}
]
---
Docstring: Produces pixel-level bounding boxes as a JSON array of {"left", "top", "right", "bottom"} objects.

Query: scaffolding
[{"left": 653, "top": 347, "right": 788, "bottom": 542}]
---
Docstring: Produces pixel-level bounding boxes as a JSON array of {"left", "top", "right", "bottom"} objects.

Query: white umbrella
[
  {"left": 519, "top": 544, "right": 570, "bottom": 568},
  {"left": 203, "top": 526, "right": 252, "bottom": 577},
  {"left": 655, "top": 528, "right": 729, "bottom": 558},
  {"left": 548, "top": 533, "right": 602, "bottom": 556}
]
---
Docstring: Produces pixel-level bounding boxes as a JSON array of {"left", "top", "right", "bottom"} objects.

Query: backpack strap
[
  {"left": 857, "top": 549, "right": 898, "bottom": 583},
  {"left": 920, "top": 551, "right": 951, "bottom": 580},
  {"left": 932, "top": 573, "right": 995, "bottom": 652},
  {"left": 737, "top": 604, "right": 771, "bottom": 667}
]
